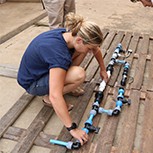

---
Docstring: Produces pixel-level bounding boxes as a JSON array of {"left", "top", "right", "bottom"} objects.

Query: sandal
[
  {"left": 68, "top": 87, "right": 85, "bottom": 97},
  {"left": 42, "top": 100, "right": 74, "bottom": 112}
]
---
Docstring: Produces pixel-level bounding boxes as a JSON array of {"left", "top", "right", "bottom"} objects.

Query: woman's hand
[
  {"left": 70, "top": 128, "right": 89, "bottom": 145},
  {"left": 100, "top": 69, "right": 109, "bottom": 83}
]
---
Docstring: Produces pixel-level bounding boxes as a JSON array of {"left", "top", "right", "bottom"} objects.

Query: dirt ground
[{"left": 76, "top": 0, "right": 153, "bottom": 35}]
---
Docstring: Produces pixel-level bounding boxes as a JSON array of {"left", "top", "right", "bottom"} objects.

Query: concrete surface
[{"left": 0, "top": 2, "right": 47, "bottom": 44}]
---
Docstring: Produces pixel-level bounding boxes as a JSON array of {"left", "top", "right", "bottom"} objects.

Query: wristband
[{"left": 66, "top": 122, "right": 78, "bottom": 131}]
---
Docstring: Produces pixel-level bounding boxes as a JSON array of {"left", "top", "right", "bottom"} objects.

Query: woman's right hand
[{"left": 70, "top": 128, "right": 89, "bottom": 145}]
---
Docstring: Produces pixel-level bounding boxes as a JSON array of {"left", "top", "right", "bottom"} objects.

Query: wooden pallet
[{"left": 0, "top": 29, "right": 153, "bottom": 153}]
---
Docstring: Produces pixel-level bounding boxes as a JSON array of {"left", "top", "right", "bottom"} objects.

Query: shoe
[
  {"left": 68, "top": 87, "right": 85, "bottom": 97},
  {"left": 42, "top": 100, "right": 74, "bottom": 112}
]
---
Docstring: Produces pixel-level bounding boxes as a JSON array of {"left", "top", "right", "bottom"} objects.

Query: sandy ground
[
  {"left": 76, "top": 0, "right": 153, "bottom": 34},
  {"left": 81, "top": 0, "right": 153, "bottom": 34}
]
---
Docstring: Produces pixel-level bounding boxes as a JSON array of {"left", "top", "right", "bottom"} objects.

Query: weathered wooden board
[
  {"left": 113, "top": 90, "right": 140, "bottom": 153},
  {"left": 0, "top": 92, "right": 34, "bottom": 138},
  {"left": 93, "top": 87, "right": 121, "bottom": 153},
  {"left": 105, "top": 31, "right": 125, "bottom": 87},
  {"left": 116, "top": 31, "right": 133, "bottom": 87},
  {"left": 144, "top": 38, "right": 153, "bottom": 91},
  {"left": 139, "top": 92, "right": 153, "bottom": 153},
  {"left": 11, "top": 106, "right": 54, "bottom": 153},
  {"left": 1, "top": 29, "right": 153, "bottom": 153},
  {"left": 131, "top": 34, "right": 149, "bottom": 90},
  {"left": 0, "top": 65, "right": 17, "bottom": 78},
  {"left": 49, "top": 81, "right": 99, "bottom": 153},
  {"left": 3, "top": 126, "right": 55, "bottom": 148}
]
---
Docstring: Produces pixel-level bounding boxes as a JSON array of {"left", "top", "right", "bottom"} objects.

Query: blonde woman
[{"left": 17, "top": 13, "right": 108, "bottom": 145}]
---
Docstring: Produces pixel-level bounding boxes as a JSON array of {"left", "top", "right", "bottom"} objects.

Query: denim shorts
[{"left": 26, "top": 74, "right": 49, "bottom": 96}]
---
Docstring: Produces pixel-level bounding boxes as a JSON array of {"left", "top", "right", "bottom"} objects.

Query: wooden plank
[
  {"left": 121, "top": 31, "right": 133, "bottom": 49},
  {"left": 139, "top": 92, "right": 153, "bottom": 153},
  {"left": 132, "top": 149, "right": 140, "bottom": 153},
  {"left": 0, "top": 12, "right": 47, "bottom": 44},
  {"left": 110, "top": 146, "right": 118, "bottom": 153},
  {"left": 131, "top": 34, "right": 149, "bottom": 90},
  {"left": 3, "top": 126, "right": 25, "bottom": 141},
  {"left": 85, "top": 57, "right": 99, "bottom": 82},
  {"left": 122, "top": 32, "right": 140, "bottom": 66},
  {"left": 94, "top": 87, "right": 120, "bottom": 153},
  {"left": 71, "top": 67, "right": 113, "bottom": 153},
  {"left": 146, "top": 39, "right": 153, "bottom": 91},
  {"left": 0, "top": 92, "right": 34, "bottom": 138},
  {"left": 71, "top": 87, "right": 111, "bottom": 153},
  {"left": 3, "top": 126, "right": 56, "bottom": 149},
  {"left": 11, "top": 106, "right": 54, "bottom": 153},
  {"left": 106, "top": 31, "right": 125, "bottom": 86},
  {"left": 116, "top": 31, "right": 133, "bottom": 87},
  {"left": 114, "top": 90, "right": 140, "bottom": 153},
  {"left": 0, "top": 0, "right": 6, "bottom": 4},
  {"left": 88, "top": 143, "right": 97, "bottom": 153},
  {"left": 127, "top": 33, "right": 140, "bottom": 64},
  {"left": 101, "top": 28, "right": 109, "bottom": 40},
  {"left": 80, "top": 53, "right": 93, "bottom": 70},
  {"left": 102, "top": 30, "right": 117, "bottom": 51},
  {"left": 34, "top": 131, "right": 56, "bottom": 148},
  {"left": 123, "top": 33, "right": 140, "bottom": 89},
  {"left": 70, "top": 51, "right": 118, "bottom": 153},
  {"left": 49, "top": 77, "right": 101, "bottom": 153},
  {"left": 0, "top": 66, "right": 17, "bottom": 78},
  {"left": 7, "top": 0, "right": 41, "bottom": 2}
]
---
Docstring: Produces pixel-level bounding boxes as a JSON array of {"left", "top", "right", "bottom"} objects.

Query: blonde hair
[{"left": 64, "top": 13, "right": 103, "bottom": 46}]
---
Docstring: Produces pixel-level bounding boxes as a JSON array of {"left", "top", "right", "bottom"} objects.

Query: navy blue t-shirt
[{"left": 17, "top": 28, "right": 74, "bottom": 90}]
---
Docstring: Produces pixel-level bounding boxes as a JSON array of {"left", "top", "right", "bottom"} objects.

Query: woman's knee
[
  {"left": 66, "top": 66, "right": 86, "bottom": 83},
  {"left": 75, "top": 66, "right": 86, "bottom": 82}
]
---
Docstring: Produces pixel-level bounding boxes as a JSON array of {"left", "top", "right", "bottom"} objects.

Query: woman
[{"left": 17, "top": 13, "right": 108, "bottom": 145}]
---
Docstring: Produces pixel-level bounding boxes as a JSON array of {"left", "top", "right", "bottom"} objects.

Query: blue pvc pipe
[
  {"left": 50, "top": 139, "right": 68, "bottom": 147},
  {"left": 85, "top": 114, "right": 94, "bottom": 125},
  {"left": 82, "top": 128, "right": 89, "bottom": 134}
]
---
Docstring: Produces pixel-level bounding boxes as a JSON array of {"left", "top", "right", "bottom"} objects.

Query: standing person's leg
[
  {"left": 63, "top": 0, "right": 76, "bottom": 24},
  {"left": 43, "top": 0, "right": 65, "bottom": 29}
]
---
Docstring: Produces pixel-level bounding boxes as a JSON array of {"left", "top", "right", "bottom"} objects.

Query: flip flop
[{"left": 42, "top": 100, "right": 74, "bottom": 112}]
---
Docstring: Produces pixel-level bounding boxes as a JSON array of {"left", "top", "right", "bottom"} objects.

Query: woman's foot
[
  {"left": 68, "top": 86, "right": 85, "bottom": 97},
  {"left": 42, "top": 99, "right": 74, "bottom": 111}
]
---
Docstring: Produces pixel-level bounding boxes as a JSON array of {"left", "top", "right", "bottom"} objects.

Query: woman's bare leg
[
  {"left": 63, "top": 66, "right": 86, "bottom": 94},
  {"left": 43, "top": 66, "right": 85, "bottom": 101}
]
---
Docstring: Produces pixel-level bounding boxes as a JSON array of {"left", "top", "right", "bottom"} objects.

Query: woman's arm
[
  {"left": 49, "top": 68, "right": 88, "bottom": 145},
  {"left": 71, "top": 51, "right": 87, "bottom": 66}
]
